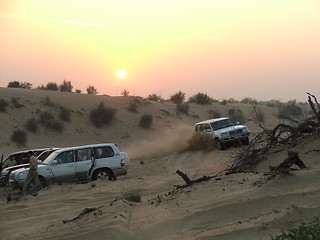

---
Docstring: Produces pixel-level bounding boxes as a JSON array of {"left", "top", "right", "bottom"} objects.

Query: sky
[{"left": 1, "top": 0, "right": 319, "bottom": 102}]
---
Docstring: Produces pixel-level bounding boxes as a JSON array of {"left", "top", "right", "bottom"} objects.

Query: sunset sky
[{"left": 1, "top": 0, "right": 319, "bottom": 101}]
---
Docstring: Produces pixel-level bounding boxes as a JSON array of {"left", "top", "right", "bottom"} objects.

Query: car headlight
[{"left": 17, "top": 171, "right": 26, "bottom": 179}]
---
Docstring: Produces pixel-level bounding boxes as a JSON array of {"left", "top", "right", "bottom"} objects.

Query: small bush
[
  {"left": 11, "top": 129, "right": 27, "bottom": 145},
  {"left": 176, "top": 103, "right": 189, "bottom": 114},
  {"left": 75, "top": 89, "right": 82, "bottom": 93},
  {"left": 87, "top": 85, "right": 98, "bottom": 94},
  {"left": 25, "top": 117, "right": 38, "bottom": 132},
  {"left": 128, "top": 101, "right": 138, "bottom": 112},
  {"left": 139, "top": 114, "right": 153, "bottom": 128},
  {"left": 59, "top": 107, "right": 71, "bottom": 122},
  {"left": 11, "top": 98, "right": 24, "bottom": 108},
  {"left": 121, "top": 89, "right": 130, "bottom": 97},
  {"left": 147, "top": 93, "right": 163, "bottom": 102},
  {"left": 228, "top": 107, "right": 245, "bottom": 123},
  {"left": 46, "top": 82, "right": 59, "bottom": 91},
  {"left": 90, "top": 102, "right": 116, "bottom": 128},
  {"left": 20, "top": 82, "right": 33, "bottom": 89},
  {"left": 251, "top": 107, "right": 265, "bottom": 123},
  {"left": 43, "top": 96, "right": 56, "bottom": 107},
  {"left": 122, "top": 189, "right": 141, "bottom": 202},
  {"left": 271, "top": 217, "right": 320, "bottom": 240},
  {"left": 188, "top": 93, "right": 213, "bottom": 105},
  {"left": 240, "top": 97, "right": 258, "bottom": 104},
  {"left": 40, "top": 111, "right": 64, "bottom": 131},
  {"left": 0, "top": 98, "right": 9, "bottom": 112},
  {"left": 59, "top": 80, "right": 73, "bottom": 92},
  {"left": 7, "top": 81, "right": 20, "bottom": 88},
  {"left": 277, "top": 100, "right": 303, "bottom": 119},
  {"left": 170, "top": 91, "right": 185, "bottom": 104}
]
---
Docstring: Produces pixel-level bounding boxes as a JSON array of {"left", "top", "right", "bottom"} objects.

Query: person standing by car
[
  {"left": 7, "top": 156, "right": 17, "bottom": 167},
  {"left": 22, "top": 151, "right": 41, "bottom": 195}
]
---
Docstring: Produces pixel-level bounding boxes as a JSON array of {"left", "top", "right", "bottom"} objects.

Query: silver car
[{"left": 9, "top": 143, "right": 130, "bottom": 192}]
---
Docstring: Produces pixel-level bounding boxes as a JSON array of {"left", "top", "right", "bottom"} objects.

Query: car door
[
  {"left": 75, "top": 148, "right": 93, "bottom": 180},
  {"left": 49, "top": 150, "right": 76, "bottom": 181}
]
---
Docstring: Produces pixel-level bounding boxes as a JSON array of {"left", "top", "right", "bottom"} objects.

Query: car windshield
[
  {"left": 210, "top": 119, "right": 236, "bottom": 130},
  {"left": 42, "top": 151, "right": 60, "bottom": 165}
]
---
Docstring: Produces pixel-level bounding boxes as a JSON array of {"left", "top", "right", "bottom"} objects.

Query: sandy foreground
[{"left": 0, "top": 88, "right": 319, "bottom": 240}]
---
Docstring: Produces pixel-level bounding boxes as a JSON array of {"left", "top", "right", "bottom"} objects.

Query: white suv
[
  {"left": 194, "top": 117, "right": 250, "bottom": 150},
  {"left": 9, "top": 143, "right": 130, "bottom": 192}
]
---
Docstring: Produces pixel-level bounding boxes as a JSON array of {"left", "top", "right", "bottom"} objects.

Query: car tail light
[{"left": 120, "top": 159, "right": 125, "bottom": 167}]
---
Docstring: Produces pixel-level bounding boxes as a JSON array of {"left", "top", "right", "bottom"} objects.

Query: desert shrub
[
  {"left": 87, "top": 85, "right": 98, "bottom": 94},
  {"left": 208, "top": 109, "right": 221, "bottom": 118},
  {"left": 170, "top": 91, "right": 185, "bottom": 104},
  {"left": 59, "top": 80, "right": 73, "bottom": 92},
  {"left": 20, "top": 81, "right": 33, "bottom": 89},
  {"left": 25, "top": 117, "right": 38, "bottom": 132},
  {"left": 240, "top": 97, "right": 258, "bottom": 104},
  {"left": 121, "top": 89, "right": 130, "bottom": 97},
  {"left": 90, "top": 102, "right": 116, "bottom": 128},
  {"left": 147, "top": 93, "right": 163, "bottom": 102},
  {"left": 43, "top": 96, "right": 57, "bottom": 107},
  {"left": 11, "top": 98, "right": 24, "bottom": 108},
  {"left": 0, "top": 98, "right": 9, "bottom": 112},
  {"left": 271, "top": 217, "right": 320, "bottom": 240},
  {"left": 46, "top": 82, "right": 59, "bottom": 91},
  {"left": 75, "top": 89, "right": 81, "bottom": 93},
  {"left": 7, "top": 81, "right": 21, "bottom": 88},
  {"left": 139, "top": 114, "right": 153, "bottom": 128},
  {"left": 277, "top": 100, "right": 303, "bottom": 119},
  {"left": 128, "top": 101, "right": 138, "bottom": 112},
  {"left": 188, "top": 93, "right": 213, "bottom": 105},
  {"left": 187, "top": 132, "right": 215, "bottom": 151},
  {"left": 59, "top": 107, "right": 71, "bottom": 122},
  {"left": 11, "top": 129, "right": 27, "bottom": 145},
  {"left": 252, "top": 108, "right": 265, "bottom": 123},
  {"left": 228, "top": 107, "right": 245, "bottom": 123},
  {"left": 122, "top": 189, "right": 142, "bottom": 202},
  {"left": 176, "top": 103, "right": 189, "bottom": 114},
  {"left": 219, "top": 99, "right": 228, "bottom": 105},
  {"left": 40, "top": 111, "right": 64, "bottom": 131}
]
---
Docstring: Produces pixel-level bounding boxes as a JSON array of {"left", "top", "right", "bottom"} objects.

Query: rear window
[{"left": 93, "top": 146, "right": 114, "bottom": 159}]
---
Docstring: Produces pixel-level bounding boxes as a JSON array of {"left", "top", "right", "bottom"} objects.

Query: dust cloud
[{"left": 125, "top": 124, "right": 194, "bottom": 160}]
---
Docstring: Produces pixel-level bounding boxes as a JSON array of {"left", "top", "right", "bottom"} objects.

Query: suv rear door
[{"left": 75, "top": 148, "right": 94, "bottom": 179}]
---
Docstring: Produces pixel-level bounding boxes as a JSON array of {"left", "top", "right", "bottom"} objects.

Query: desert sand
[{"left": 0, "top": 87, "right": 319, "bottom": 240}]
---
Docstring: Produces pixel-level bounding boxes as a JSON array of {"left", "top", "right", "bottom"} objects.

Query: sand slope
[{"left": 0, "top": 88, "right": 319, "bottom": 240}]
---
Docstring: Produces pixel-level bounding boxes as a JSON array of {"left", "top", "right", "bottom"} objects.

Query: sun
[{"left": 116, "top": 70, "right": 127, "bottom": 79}]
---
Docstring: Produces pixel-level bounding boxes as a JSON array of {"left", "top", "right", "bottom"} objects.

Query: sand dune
[{"left": 0, "top": 87, "right": 319, "bottom": 240}]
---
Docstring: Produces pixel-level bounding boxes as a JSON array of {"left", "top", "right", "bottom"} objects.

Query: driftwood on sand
[{"left": 253, "top": 151, "right": 307, "bottom": 186}]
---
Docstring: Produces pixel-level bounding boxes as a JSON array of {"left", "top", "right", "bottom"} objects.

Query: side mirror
[
  {"left": 51, "top": 160, "right": 58, "bottom": 166},
  {"left": 206, "top": 129, "right": 212, "bottom": 132},
  {"left": 236, "top": 121, "right": 240, "bottom": 125}
]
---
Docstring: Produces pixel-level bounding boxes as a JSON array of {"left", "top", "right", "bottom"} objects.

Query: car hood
[
  {"left": 214, "top": 125, "right": 248, "bottom": 134},
  {"left": 11, "top": 163, "right": 46, "bottom": 175}
]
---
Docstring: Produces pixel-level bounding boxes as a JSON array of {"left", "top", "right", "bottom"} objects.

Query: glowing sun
[{"left": 116, "top": 70, "right": 127, "bottom": 79}]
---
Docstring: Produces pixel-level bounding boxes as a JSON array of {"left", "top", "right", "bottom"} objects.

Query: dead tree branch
[
  {"left": 252, "top": 151, "right": 306, "bottom": 186},
  {"left": 226, "top": 93, "right": 320, "bottom": 175},
  {"left": 175, "top": 170, "right": 223, "bottom": 189}
]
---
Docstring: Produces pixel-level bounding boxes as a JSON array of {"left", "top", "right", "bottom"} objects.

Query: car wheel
[
  {"left": 241, "top": 137, "right": 249, "bottom": 145},
  {"left": 216, "top": 139, "right": 226, "bottom": 150},
  {"left": 93, "top": 169, "right": 113, "bottom": 181}
]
